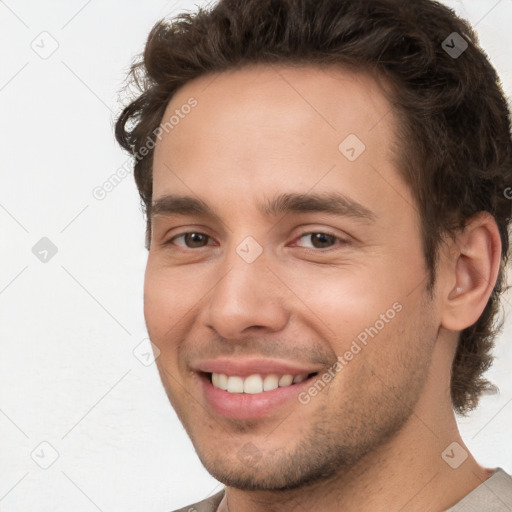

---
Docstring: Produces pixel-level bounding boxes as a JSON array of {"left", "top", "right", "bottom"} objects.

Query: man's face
[{"left": 146, "top": 64, "right": 441, "bottom": 489}]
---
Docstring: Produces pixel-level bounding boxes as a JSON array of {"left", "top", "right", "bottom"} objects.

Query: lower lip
[{"left": 200, "top": 373, "right": 316, "bottom": 419}]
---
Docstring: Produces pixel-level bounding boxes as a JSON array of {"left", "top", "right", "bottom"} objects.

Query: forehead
[
  {"left": 157, "top": 63, "right": 394, "bottom": 151},
  {"left": 151, "top": 63, "right": 408, "bottom": 219},
  {"left": 170, "top": 62, "right": 391, "bottom": 116}
]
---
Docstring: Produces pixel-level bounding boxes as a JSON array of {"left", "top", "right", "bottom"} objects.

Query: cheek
[
  {"left": 279, "top": 254, "right": 426, "bottom": 377},
  {"left": 143, "top": 258, "right": 198, "bottom": 344},
  {"left": 280, "top": 259, "right": 410, "bottom": 333},
  {"left": 143, "top": 263, "right": 168, "bottom": 339}
]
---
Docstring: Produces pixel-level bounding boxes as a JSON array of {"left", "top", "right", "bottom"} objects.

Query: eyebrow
[{"left": 150, "top": 192, "right": 376, "bottom": 223}]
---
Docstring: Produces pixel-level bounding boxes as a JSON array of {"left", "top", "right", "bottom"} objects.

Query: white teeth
[
  {"left": 278, "top": 374, "right": 294, "bottom": 387},
  {"left": 218, "top": 373, "right": 228, "bottom": 390},
  {"left": 263, "top": 374, "right": 279, "bottom": 391},
  {"left": 243, "top": 374, "right": 263, "bottom": 394},
  {"left": 226, "top": 376, "right": 244, "bottom": 393},
  {"left": 212, "top": 373, "right": 228, "bottom": 390},
  {"left": 211, "top": 372, "right": 309, "bottom": 393}
]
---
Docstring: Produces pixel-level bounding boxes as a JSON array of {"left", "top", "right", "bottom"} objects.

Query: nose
[{"left": 204, "top": 247, "right": 289, "bottom": 340}]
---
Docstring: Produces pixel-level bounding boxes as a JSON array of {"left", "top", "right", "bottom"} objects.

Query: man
[{"left": 115, "top": 0, "right": 512, "bottom": 510}]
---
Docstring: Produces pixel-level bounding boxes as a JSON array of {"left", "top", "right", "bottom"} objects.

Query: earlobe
[{"left": 441, "top": 212, "right": 501, "bottom": 332}]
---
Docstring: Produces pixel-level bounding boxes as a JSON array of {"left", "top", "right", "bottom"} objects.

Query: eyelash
[{"left": 164, "top": 230, "right": 349, "bottom": 252}]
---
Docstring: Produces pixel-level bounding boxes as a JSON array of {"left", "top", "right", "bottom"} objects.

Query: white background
[{"left": 1, "top": 1, "right": 511, "bottom": 511}]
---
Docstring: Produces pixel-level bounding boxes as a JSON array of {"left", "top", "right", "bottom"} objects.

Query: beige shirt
[
  {"left": 446, "top": 468, "right": 512, "bottom": 511},
  {"left": 172, "top": 468, "right": 512, "bottom": 512}
]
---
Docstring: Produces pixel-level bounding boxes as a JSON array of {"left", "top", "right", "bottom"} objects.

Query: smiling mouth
[{"left": 205, "top": 372, "right": 319, "bottom": 394}]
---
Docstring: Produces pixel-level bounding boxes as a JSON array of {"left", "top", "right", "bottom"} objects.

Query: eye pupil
[
  {"left": 311, "top": 233, "right": 335, "bottom": 248},
  {"left": 185, "top": 233, "right": 208, "bottom": 247}
]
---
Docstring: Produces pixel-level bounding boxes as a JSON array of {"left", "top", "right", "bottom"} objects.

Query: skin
[{"left": 146, "top": 64, "right": 501, "bottom": 511}]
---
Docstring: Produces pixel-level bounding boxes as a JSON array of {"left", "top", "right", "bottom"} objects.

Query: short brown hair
[{"left": 115, "top": 0, "right": 512, "bottom": 414}]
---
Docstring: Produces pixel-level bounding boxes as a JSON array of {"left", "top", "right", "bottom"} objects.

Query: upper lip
[{"left": 193, "top": 357, "right": 323, "bottom": 378}]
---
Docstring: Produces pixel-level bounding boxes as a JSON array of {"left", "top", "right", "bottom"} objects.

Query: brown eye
[
  {"left": 296, "top": 232, "right": 340, "bottom": 249},
  {"left": 169, "top": 232, "right": 210, "bottom": 248},
  {"left": 311, "top": 233, "right": 337, "bottom": 249}
]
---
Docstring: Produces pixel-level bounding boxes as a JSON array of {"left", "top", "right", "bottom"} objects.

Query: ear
[{"left": 440, "top": 212, "right": 502, "bottom": 331}]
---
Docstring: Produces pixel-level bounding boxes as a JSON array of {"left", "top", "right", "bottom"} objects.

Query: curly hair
[{"left": 115, "top": 0, "right": 512, "bottom": 414}]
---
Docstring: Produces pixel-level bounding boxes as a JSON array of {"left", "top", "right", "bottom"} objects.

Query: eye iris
[
  {"left": 185, "top": 233, "right": 208, "bottom": 247},
  {"left": 311, "top": 233, "right": 335, "bottom": 249}
]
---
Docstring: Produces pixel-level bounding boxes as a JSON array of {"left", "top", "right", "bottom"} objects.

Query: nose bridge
[{"left": 205, "top": 235, "right": 288, "bottom": 337}]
